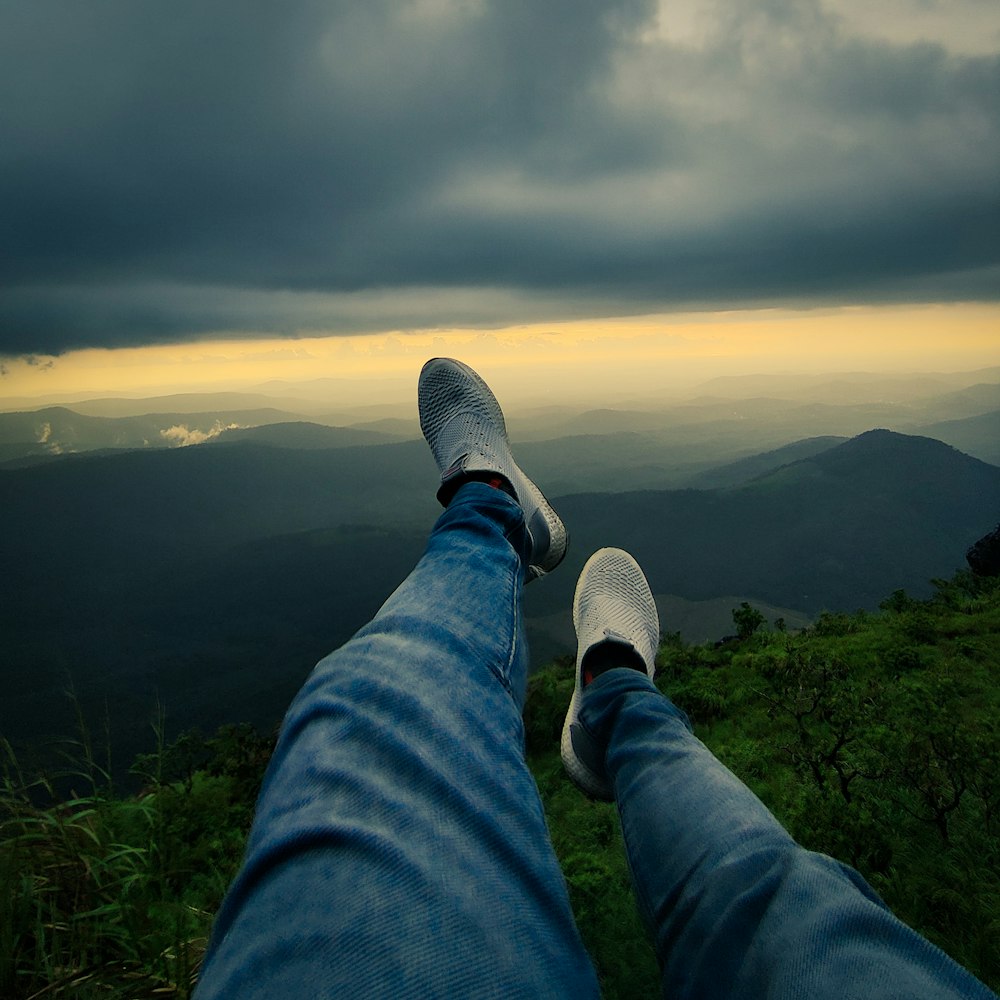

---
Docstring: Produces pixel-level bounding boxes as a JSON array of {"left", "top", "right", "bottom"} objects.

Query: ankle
[
  {"left": 582, "top": 640, "right": 647, "bottom": 686},
  {"left": 439, "top": 471, "right": 516, "bottom": 506},
  {"left": 470, "top": 472, "right": 517, "bottom": 500}
]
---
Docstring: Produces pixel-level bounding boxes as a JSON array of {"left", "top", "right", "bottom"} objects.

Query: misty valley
[{"left": 2, "top": 366, "right": 999, "bottom": 775}]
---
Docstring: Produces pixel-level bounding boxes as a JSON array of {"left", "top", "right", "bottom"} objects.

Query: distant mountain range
[
  {"left": 209, "top": 422, "right": 406, "bottom": 449},
  {"left": 2, "top": 424, "right": 997, "bottom": 782},
  {"left": 684, "top": 436, "right": 848, "bottom": 489},
  {"left": 688, "top": 367, "right": 1000, "bottom": 403},
  {"left": 5, "top": 376, "right": 997, "bottom": 492},
  {"left": 914, "top": 410, "right": 1000, "bottom": 466},
  {"left": 0, "top": 404, "right": 307, "bottom": 464},
  {"left": 527, "top": 430, "right": 1000, "bottom": 627}
]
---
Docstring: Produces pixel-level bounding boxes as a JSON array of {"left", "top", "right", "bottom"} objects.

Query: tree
[
  {"left": 755, "top": 650, "right": 877, "bottom": 804},
  {"left": 732, "top": 602, "right": 766, "bottom": 640}
]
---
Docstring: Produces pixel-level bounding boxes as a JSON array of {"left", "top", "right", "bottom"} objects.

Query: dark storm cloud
[{"left": 1, "top": 0, "right": 997, "bottom": 354}]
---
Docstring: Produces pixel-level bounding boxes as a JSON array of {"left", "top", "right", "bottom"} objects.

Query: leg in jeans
[
  {"left": 564, "top": 548, "right": 997, "bottom": 1000},
  {"left": 195, "top": 482, "right": 599, "bottom": 999},
  {"left": 581, "top": 671, "right": 996, "bottom": 999}
]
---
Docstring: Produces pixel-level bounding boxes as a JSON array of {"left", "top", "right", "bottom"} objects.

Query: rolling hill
[
  {"left": 1, "top": 428, "right": 997, "bottom": 782},
  {"left": 527, "top": 430, "right": 1000, "bottom": 622}
]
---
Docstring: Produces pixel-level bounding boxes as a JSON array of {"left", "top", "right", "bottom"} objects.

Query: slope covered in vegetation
[
  {"left": 2, "top": 570, "right": 998, "bottom": 997},
  {"left": 528, "top": 569, "right": 1000, "bottom": 995}
]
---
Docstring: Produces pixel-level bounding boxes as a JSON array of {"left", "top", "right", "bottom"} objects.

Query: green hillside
[
  {"left": 3, "top": 568, "right": 998, "bottom": 997},
  {"left": 2, "top": 429, "right": 997, "bottom": 784}
]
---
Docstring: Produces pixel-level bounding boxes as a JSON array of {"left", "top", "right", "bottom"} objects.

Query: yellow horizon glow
[{"left": 1, "top": 302, "right": 998, "bottom": 407}]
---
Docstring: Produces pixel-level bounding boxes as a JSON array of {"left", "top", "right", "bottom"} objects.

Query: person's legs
[
  {"left": 196, "top": 359, "right": 598, "bottom": 999},
  {"left": 564, "top": 549, "right": 996, "bottom": 1000},
  {"left": 196, "top": 484, "right": 599, "bottom": 999}
]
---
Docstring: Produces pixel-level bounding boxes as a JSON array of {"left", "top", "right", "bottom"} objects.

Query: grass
[{"left": 0, "top": 731, "right": 239, "bottom": 998}]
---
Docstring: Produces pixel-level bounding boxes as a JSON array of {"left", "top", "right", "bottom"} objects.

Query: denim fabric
[
  {"left": 195, "top": 483, "right": 601, "bottom": 999},
  {"left": 580, "top": 668, "right": 997, "bottom": 1000},
  {"left": 197, "top": 483, "right": 996, "bottom": 999}
]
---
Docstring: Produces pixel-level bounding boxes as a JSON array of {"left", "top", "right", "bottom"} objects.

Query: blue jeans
[{"left": 196, "top": 483, "right": 995, "bottom": 999}]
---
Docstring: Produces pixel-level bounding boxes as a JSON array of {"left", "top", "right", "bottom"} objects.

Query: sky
[{"left": 1, "top": 0, "right": 998, "bottom": 400}]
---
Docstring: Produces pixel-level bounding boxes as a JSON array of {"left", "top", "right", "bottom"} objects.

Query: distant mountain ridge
[
  {"left": 531, "top": 429, "right": 1000, "bottom": 622},
  {"left": 209, "top": 421, "right": 407, "bottom": 449},
  {"left": 914, "top": 409, "right": 1000, "bottom": 466},
  {"left": 687, "top": 436, "right": 847, "bottom": 488},
  {"left": 3, "top": 369, "right": 997, "bottom": 483},
  {"left": 0, "top": 409, "right": 415, "bottom": 467},
  {"left": 759, "top": 428, "right": 999, "bottom": 502},
  {"left": 0, "top": 405, "right": 312, "bottom": 465},
  {"left": 2, "top": 427, "right": 998, "bottom": 781},
  {"left": 690, "top": 367, "right": 1000, "bottom": 402}
]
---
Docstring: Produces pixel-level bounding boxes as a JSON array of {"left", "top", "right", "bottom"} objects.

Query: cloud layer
[{"left": 2, "top": 0, "right": 998, "bottom": 354}]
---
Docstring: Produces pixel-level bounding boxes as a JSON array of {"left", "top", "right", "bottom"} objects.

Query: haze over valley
[{"left": 3, "top": 364, "right": 998, "bottom": 778}]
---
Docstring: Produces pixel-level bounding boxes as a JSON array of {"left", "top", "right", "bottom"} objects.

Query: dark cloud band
[{"left": 1, "top": 0, "right": 997, "bottom": 355}]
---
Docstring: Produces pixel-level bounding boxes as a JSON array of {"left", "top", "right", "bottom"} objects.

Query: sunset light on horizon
[
  {"left": 2, "top": 0, "right": 997, "bottom": 400},
  {"left": 3, "top": 301, "right": 998, "bottom": 408}
]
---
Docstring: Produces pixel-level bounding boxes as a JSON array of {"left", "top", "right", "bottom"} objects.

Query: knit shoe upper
[
  {"left": 561, "top": 547, "right": 659, "bottom": 800},
  {"left": 418, "top": 357, "right": 568, "bottom": 581}
]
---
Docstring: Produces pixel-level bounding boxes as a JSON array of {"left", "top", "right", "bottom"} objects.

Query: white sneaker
[
  {"left": 561, "top": 548, "right": 659, "bottom": 800},
  {"left": 418, "top": 358, "right": 568, "bottom": 581}
]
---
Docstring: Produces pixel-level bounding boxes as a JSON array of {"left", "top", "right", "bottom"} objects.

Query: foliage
[
  {"left": 2, "top": 570, "right": 998, "bottom": 995},
  {"left": 732, "top": 601, "right": 767, "bottom": 640},
  {"left": 0, "top": 719, "right": 267, "bottom": 998}
]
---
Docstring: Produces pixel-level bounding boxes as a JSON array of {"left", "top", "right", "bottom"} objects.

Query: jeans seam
[{"left": 493, "top": 552, "right": 520, "bottom": 700}]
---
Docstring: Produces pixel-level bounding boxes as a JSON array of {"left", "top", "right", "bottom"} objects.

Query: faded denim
[
  {"left": 196, "top": 483, "right": 995, "bottom": 999},
  {"left": 196, "top": 483, "right": 600, "bottom": 998},
  {"left": 581, "top": 669, "right": 996, "bottom": 999}
]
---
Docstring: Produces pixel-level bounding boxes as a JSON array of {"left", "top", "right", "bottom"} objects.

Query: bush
[{"left": 732, "top": 602, "right": 766, "bottom": 640}]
